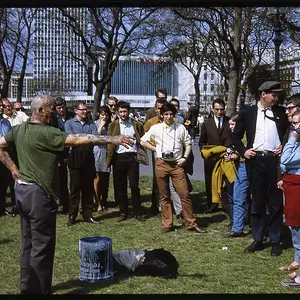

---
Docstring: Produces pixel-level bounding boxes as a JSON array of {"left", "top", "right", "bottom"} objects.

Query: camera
[{"left": 162, "top": 151, "right": 174, "bottom": 161}]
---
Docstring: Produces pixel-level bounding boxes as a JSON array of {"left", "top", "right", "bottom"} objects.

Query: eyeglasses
[
  {"left": 107, "top": 104, "right": 116, "bottom": 108},
  {"left": 286, "top": 106, "right": 298, "bottom": 112}
]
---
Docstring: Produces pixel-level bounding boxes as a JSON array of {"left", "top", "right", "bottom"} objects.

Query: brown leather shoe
[{"left": 189, "top": 226, "right": 207, "bottom": 233}]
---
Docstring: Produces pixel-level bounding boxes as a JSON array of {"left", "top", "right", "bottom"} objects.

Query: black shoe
[
  {"left": 4, "top": 209, "right": 16, "bottom": 217},
  {"left": 67, "top": 216, "right": 76, "bottom": 226},
  {"left": 271, "top": 243, "right": 282, "bottom": 256},
  {"left": 117, "top": 214, "right": 127, "bottom": 222},
  {"left": 204, "top": 203, "right": 219, "bottom": 214},
  {"left": 84, "top": 217, "right": 101, "bottom": 224},
  {"left": 223, "top": 232, "right": 246, "bottom": 238},
  {"left": 244, "top": 241, "right": 264, "bottom": 253},
  {"left": 188, "top": 226, "right": 207, "bottom": 233},
  {"left": 176, "top": 212, "right": 184, "bottom": 219}
]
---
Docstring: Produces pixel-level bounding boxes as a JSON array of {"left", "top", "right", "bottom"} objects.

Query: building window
[
  {"left": 211, "top": 73, "right": 215, "bottom": 80},
  {"left": 203, "top": 84, "right": 207, "bottom": 92},
  {"left": 211, "top": 84, "right": 214, "bottom": 92},
  {"left": 204, "top": 73, "right": 207, "bottom": 80}
]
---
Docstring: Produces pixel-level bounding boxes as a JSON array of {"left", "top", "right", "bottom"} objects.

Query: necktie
[{"left": 217, "top": 118, "right": 221, "bottom": 130}]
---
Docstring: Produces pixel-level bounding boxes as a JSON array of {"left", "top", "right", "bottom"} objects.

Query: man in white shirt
[
  {"left": 232, "top": 81, "right": 289, "bottom": 256},
  {"left": 141, "top": 102, "right": 206, "bottom": 233},
  {"left": 3, "top": 99, "right": 29, "bottom": 126}
]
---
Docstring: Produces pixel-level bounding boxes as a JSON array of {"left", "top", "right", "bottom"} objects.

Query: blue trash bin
[{"left": 79, "top": 236, "right": 114, "bottom": 282}]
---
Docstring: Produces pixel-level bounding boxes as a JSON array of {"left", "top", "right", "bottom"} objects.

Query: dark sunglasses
[{"left": 286, "top": 106, "right": 299, "bottom": 112}]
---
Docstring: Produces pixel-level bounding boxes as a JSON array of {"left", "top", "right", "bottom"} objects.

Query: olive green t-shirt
[{"left": 5, "top": 122, "right": 68, "bottom": 200}]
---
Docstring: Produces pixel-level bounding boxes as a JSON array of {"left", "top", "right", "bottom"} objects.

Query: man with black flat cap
[{"left": 232, "top": 81, "right": 289, "bottom": 256}]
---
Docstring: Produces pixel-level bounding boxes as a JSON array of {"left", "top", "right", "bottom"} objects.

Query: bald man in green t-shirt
[{"left": 0, "top": 94, "right": 134, "bottom": 295}]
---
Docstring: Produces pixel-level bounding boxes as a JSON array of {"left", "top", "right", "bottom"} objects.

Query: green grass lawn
[{"left": 0, "top": 176, "right": 298, "bottom": 294}]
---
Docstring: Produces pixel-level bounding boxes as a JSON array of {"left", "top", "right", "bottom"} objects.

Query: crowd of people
[{"left": 0, "top": 79, "right": 300, "bottom": 293}]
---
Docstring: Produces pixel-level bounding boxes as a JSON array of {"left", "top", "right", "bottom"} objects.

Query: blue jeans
[
  {"left": 289, "top": 226, "right": 300, "bottom": 274},
  {"left": 232, "top": 162, "right": 250, "bottom": 233}
]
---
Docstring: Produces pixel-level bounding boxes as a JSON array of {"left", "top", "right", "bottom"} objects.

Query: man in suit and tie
[
  {"left": 199, "top": 98, "right": 232, "bottom": 213},
  {"left": 232, "top": 81, "right": 289, "bottom": 256}
]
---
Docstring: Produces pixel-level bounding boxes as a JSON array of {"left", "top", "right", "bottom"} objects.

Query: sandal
[
  {"left": 281, "top": 278, "right": 300, "bottom": 288},
  {"left": 279, "top": 263, "right": 299, "bottom": 271}
]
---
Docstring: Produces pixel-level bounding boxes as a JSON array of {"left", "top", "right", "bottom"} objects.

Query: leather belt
[{"left": 255, "top": 150, "right": 276, "bottom": 157}]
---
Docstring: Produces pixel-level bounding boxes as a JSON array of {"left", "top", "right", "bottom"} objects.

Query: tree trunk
[
  {"left": 92, "top": 81, "right": 106, "bottom": 120},
  {"left": 194, "top": 74, "right": 200, "bottom": 113},
  {"left": 1, "top": 74, "right": 10, "bottom": 98},
  {"left": 225, "top": 7, "right": 242, "bottom": 117}
]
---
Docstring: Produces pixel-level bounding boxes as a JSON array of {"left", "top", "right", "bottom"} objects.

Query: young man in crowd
[
  {"left": 106, "top": 101, "right": 148, "bottom": 222},
  {"left": 232, "top": 81, "right": 289, "bottom": 256},
  {"left": 141, "top": 102, "right": 206, "bottom": 234}
]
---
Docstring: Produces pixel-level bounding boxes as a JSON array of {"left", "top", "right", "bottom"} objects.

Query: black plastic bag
[{"left": 134, "top": 248, "right": 179, "bottom": 279}]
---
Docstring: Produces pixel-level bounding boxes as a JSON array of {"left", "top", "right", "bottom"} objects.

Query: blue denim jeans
[
  {"left": 289, "top": 226, "right": 300, "bottom": 273},
  {"left": 232, "top": 162, "right": 250, "bottom": 233}
]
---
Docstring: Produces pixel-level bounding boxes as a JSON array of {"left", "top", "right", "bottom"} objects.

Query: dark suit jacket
[
  {"left": 232, "top": 104, "right": 289, "bottom": 157},
  {"left": 199, "top": 116, "right": 232, "bottom": 151},
  {"left": 106, "top": 119, "right": 148, "bottom": 167}
]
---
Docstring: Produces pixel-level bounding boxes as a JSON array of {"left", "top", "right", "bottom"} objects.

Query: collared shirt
[
  {"left": 3, "top": 111, "right": 29, "bottom": 127},
  {"left": 0, "top": 116, "right": 12, "bottom": 137},
  {"left": 175, "top": 113, "right": 184, "bottom": 125},
  {"left": 141, "top": 121, "right": 191, "bottom": 160},
  {"left": 116, "top": 118, "right": 137, "bottom": 154},
  {"left": 253, "top": 102, "right": 281, "bottom": 151},
  {"left": 213, "top": 115, "right": 223, "bottom": 128},
  {"left": 65, "top": 116, "right": 98, "bottom": 135}
]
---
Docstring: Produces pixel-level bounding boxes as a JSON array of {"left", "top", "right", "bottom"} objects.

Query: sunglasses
[{"left": 107, "top": 104, "right": 116, "bottom": 108}]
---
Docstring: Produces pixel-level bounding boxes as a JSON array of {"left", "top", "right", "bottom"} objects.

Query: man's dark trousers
[
  {"left": 15, "top": 183, "right": 57, "bottom": 294},
  {"left": 247, "top": 155, "right": 283, "bottom": 243},
  {"left": 113, "top": 152, "right": 142, "bottom": 216},
  {"left": 69, "top": 166, "right": 95, "bottom": 220}
]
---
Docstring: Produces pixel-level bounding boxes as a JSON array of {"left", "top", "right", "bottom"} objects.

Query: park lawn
[{"left": 0, "top": 176, "right": 298, "bottom": 294}]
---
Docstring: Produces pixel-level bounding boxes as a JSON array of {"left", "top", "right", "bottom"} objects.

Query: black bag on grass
[{"left": 134, "top": 248, "right": 179, "bottom": 279}]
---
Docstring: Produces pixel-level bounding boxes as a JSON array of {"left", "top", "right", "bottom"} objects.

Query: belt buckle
[{"left": 262, "top": 150, "right": 268, "bottom": 156}]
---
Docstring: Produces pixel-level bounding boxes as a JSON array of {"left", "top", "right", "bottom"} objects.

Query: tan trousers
[{"left": 155, "top": 158, "right": 197, "bottom": 229}]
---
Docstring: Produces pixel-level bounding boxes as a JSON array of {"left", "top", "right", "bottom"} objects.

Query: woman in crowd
[
  {"left": 223, "top": 113, "right": 251, "bottom": 238},
  {"left": 93, "top": 106, "right": 112, "bottom": 212},
  {"left": 280, "top": 109, "right": 300, "bottom": 288}
]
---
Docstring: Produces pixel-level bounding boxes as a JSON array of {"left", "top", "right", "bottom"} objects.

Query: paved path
[{"left": 140, "top": 137, "right": 205, "bottom": 181}]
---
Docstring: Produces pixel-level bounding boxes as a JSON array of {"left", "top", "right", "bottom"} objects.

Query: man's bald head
[{"left": 31, "top": 94, "right": 56, "bottom": 125}]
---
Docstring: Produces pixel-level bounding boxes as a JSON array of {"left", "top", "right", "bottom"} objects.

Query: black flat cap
[{"left": 258, "top": 81, "right": 283, "bottom": 92}]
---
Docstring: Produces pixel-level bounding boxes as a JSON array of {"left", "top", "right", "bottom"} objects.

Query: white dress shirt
[
  {"left": 3, "top": 111, "right": 29, "bottom": 126},
  {"left": 253, "top": 102, "right": 281, "bottom": 151},
  {"left": 116, "top": 118, "right": 137, "bottom": 154},
  {"left": 213, "top": 115, "right": 223, "bottom": 129},
  {"left": 140, "top": 122, "right": 191, "bottom": 161}
]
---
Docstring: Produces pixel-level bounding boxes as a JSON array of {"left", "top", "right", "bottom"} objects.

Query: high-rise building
[{"left": 33, "top": 8, "right": 88, "bottom": 95}]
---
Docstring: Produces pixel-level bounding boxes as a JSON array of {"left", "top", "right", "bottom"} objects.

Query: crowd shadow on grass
[
  {"left": 52, "top": 278, "right": 115, "bottom": 294},
  {"left": 0, "top": 238, "right": 14, "bottom": 245},
  {"left": 196, "top": 214, "right": 227, "bottom": 228}
]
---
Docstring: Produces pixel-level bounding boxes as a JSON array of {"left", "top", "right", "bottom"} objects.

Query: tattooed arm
[
  {"left": 65, "top": 134, "right": 135, "bottom": 149},
  {"left": 0, "top": 137, "right": 19, "bottom": 181}
]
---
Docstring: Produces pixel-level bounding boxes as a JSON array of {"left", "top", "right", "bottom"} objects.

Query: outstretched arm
[
  {"left": 65, "top": 134, "right": 135, "bottom": 149},
  {"left": 0, "top": 137, "right": 19, "bottom": 181}
]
